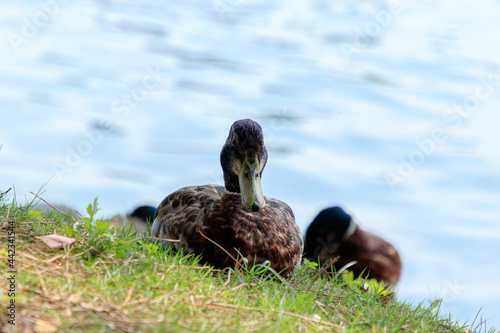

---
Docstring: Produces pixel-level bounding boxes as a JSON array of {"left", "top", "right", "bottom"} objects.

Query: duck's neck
[
  {"left": 223, "top": 173, "right": 240, "bottom": 193},
  {"left": 343, "top": 220, "right": 357, "bottom": 239}
]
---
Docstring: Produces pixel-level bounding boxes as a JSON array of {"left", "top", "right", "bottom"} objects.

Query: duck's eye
[{"left": 231, "top": 136, "right": 237, "bottom": 147}]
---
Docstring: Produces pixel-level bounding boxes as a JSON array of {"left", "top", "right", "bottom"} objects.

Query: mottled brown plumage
[
  {"left": 304, "top": 207, "right": 401, "bottom": 285},
  {"left": 151, "top": 119, "right": 303, "bottom": 276}
]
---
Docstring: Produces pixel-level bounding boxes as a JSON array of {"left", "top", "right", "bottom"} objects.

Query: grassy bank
[{"left": 0, "top": 191, "right": 494, "bottom": 332}]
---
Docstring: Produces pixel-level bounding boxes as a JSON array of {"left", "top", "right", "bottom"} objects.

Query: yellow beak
[{"left": 238, "top": 157, "right": 266, "bottom": 212}]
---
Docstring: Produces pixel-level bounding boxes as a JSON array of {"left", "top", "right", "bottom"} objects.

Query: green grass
[{"left": 0, "top": 189, "right": 497, "bottom": 333}]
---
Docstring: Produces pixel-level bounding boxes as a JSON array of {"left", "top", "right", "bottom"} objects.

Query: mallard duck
[
  {"left": 151, "top": 119, "right": 303, "bottom": 276},
  {"left": 130, "top": 206, "right": 157, "bottom": 227},
  {"left": 304, "top": 207, "right": 401, "bottom": 285},
  {"left": 108, "top": 205, "right": 156, "bottom": 233}
]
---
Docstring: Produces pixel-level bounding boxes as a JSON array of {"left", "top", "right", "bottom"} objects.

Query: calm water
[{"left": 1, "top": 0, "right": 499, "bottom": 329}]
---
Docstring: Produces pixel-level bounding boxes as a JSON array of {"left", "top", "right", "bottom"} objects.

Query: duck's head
[
  {"left": 220, "top": 119, "right": 268, "bottom": 212},
  {"left": 310, "top": 207, "right": 355, "bottom": 242},
  {"left": 305, "top": 207, "right": 356, "bottom": 258},
  {"left": 130, "top": 206, "right": 157, "bottom": 225}
]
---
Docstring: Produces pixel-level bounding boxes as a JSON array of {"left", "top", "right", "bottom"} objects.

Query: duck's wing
[
  {"left": 150, "top": 184, "right": 225, "bottom": 248},
  {"left": 265, "top": 197, "right": 295, "bottom": 220},
  {"left": 359, "top": 230, "right": 401, "bottom": 285},
  {"left": 262, "top": 197, "right": 304, "bottom": 272},
  {"left": 265, "top": 197, "right": 303, "bottom": 249},
  {"left": 341, "top": 229, "right": 402, "bottom": 285}
]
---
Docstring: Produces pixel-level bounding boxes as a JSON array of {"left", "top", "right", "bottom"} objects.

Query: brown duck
[
  {"left": 304, "top": 207, "right": 401, "bottom": 285},
  {"left": 108, "top": 206, "right": 156, "bottom": 233},
  {"left": 151, "top": 119, "right": 303, "bottom": 276}
]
